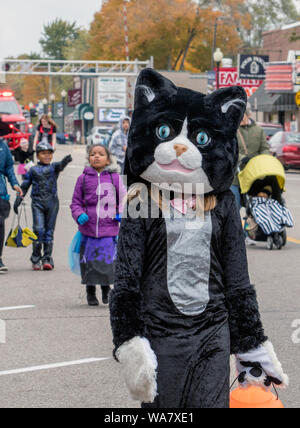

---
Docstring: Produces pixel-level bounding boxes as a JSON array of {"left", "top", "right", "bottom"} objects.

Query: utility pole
[{"left": 123, "top": 0, "right": 130, "bottom": 61}]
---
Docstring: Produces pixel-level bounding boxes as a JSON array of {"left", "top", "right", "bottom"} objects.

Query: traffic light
[{"left": 5, "top": 63, "right": 10, "bottom": 72}]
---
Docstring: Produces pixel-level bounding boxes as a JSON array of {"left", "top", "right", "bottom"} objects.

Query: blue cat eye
[
  {"left": 196, "top": 131, "right": 210, "bottom": 146},
  {"left": 157, "top": 125, "right": 171, "bottom": 140}
]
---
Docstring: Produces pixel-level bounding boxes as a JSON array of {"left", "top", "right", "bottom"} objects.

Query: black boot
[
  {"left": 101, "top": 286, "right": 110, "bottom": 305},
  {"left": 43, "top": 242, "right": 54, "bottom": 270},
  {"left": 86, "top": 286, "right": 99, "bottom": 307},
  {"left": 31, "top": 242, "right": 42, "bottom": 270},
  {"left": 0, "top": 257, "right": 8, "bottom": 273}
]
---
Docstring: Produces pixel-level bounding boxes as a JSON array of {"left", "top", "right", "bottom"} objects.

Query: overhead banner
[{"left": 238, "top": 55, "right": 269, "bottom": 80}]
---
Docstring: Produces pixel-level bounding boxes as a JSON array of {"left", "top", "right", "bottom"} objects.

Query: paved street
[{"left": 0, "top": 144, "right": 299, "bottom": 408}]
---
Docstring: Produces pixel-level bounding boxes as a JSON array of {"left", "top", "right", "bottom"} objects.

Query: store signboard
[
  {"left": 99, "top": 108, "right": 126, "bottom": 123},
  {"left": 295, "top": 55, "right": 300, "bottom": 86},
  {"left": 98, "top": 92, "right": 127, "bottom": 108},
  {"left": 68, "top": 89, "right": 81, "bottom": 107},
  {"left": 238, "top": 55, "right": 269, "bottom": 80},
  {"left": 217, "top": 67, "right": 263, "bottom": 97},
  {"left": 265, "top": 63, "right": 294, "bottom": 93},
  {"left": 98, "top": 77, "right": 127, "bottom": 93}
]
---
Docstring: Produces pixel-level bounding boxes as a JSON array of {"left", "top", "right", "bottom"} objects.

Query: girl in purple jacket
[{"left": 71, "top": 144, "right": 124, "bottom": 306}]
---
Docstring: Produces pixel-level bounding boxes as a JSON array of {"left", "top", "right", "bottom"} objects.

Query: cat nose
[{"left": 174, "top": 144, "right": 188, "bottom": 157}]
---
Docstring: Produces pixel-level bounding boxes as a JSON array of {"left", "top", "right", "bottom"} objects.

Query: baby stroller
[{"left": 238, "top": 154, "right": 291, "bottom": 250}]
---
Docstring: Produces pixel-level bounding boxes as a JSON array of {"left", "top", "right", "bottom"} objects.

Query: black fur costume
[{"left": 109, "top": 69, "right": 285, "bottom": 408}]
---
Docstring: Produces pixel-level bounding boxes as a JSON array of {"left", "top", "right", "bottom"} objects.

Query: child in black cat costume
[{"left": 109, "top": 69, "right": 288, "bottom": 408}]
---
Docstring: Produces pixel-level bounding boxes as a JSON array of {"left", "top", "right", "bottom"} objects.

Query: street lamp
[
  {"left": 61, "top": 90, "right": 67, "bottom": 134},
  {"left": 42, "top": 98, "right": 48, "bottom": 114},
  {"left": 213, "top": 48, "right": 224, "bottom": 90},
  {"left": 50, "top": 94, "right": 56, "bottom": 118},
  {"left": 211, "top": 16, "right": 231, "bottom": 71}
]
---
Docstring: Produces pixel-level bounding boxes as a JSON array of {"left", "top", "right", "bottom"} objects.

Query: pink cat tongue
[{"left": 158, "top": 159, "right": 194, "bottom": 174}]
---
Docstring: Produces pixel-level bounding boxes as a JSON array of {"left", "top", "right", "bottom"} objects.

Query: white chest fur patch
[{"left": 164, "top": 208, "right": 212, "bottom": 316}]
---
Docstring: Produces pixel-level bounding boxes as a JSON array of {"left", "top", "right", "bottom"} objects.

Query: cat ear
[
  {"left": 134, "top": 68, "right": 178, "bottom": 109},
  {"left": 205, "top": 86, "right": 247, "bottom": 133}
]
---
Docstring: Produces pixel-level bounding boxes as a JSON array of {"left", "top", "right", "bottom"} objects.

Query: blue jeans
[{"left": 230, "top": 185, "right": 241, "bottom": 211}]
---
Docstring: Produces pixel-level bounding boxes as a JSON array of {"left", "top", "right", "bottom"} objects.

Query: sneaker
[
  {"left": 0, "top": 258, "right": 8, "bottom": 273},
  {"left": 245, "top": 237, "right": 256, "bottom": 246},
  {"left": 43, "top": 263, "right": 53, "bottom": 271},
  {"left": 32, "top": 262, "right": 42, "bottom": 271}
]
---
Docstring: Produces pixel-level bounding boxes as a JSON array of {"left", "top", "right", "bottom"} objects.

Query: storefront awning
[
  {"left": 74, "top": 104, "right": 94, "bottom": 120},
  {"left": 249, "top": 82, "right": 297, "bottom": 112}
]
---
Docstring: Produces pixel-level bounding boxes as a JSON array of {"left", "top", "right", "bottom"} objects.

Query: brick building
[{"left": 263, "top": 22, "right": 300, "bottom": 61}]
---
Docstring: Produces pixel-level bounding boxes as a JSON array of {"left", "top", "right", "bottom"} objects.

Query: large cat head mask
[{"left": 124, "top": 69, "right": 247, "bottom": 195}]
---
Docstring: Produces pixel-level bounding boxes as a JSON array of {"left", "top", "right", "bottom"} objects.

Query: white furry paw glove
[
  {"left": 116, "top": 336, "right": 158, "bottom": 403},
  {"left": 236, "top": 341, "right": 289, "bottom": 390}
]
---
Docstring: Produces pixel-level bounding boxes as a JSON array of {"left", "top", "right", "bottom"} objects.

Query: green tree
[
  {"left": 63, "top": 29, "right": 90, "bottom": 60},
  {"left": 39, "top": 19, "right": 81, "bottom": 60}
]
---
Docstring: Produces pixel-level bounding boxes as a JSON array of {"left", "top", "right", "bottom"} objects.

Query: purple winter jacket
[{"left": 70, "top": 164, "right": 125, "bottom": 238}]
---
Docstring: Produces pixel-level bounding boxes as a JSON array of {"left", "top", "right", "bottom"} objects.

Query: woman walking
[{"left": 33, "top": 115, "right": 57, "bottom": 150}]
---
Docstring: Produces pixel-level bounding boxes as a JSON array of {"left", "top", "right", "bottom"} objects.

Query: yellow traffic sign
[{"left": 295, "top": 90, "right": 300, "bottom": 107}]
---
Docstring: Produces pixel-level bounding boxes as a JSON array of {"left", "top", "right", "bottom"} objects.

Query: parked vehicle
[
  {"left": 87, "top": 127, "right": 113, "bottom": 146},
  {"left": 0, "top": 90, "right": 31, "bottom": 151},
  {"left": 258, "top": 122, "right": 283, "bottom": 141},
  {"left": 56, "top": 132, "right": 72, "bottom": 145},
  {"left": 269, "top": 132, "right": 300, "bottom": 170}
]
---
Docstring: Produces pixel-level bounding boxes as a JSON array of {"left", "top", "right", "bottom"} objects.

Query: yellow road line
[{"left": 287, "top": 237, "right": 300, "bottom": 245}]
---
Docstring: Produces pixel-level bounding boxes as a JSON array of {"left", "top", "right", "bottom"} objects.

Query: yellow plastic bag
[
  {"left": 21, "top": 227, "right": 38, "bottom": 247},
  {"left": 6, "top": 226, "right": 22, "bottom": 248},
  {"left": 5, "top": 204, "right": 38, "bottom": 248},
  {"left": 6, "top": 225, "right": 37, "bottom": 248}
]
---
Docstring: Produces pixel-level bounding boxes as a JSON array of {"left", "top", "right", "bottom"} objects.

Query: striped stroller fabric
[{"left": 251, "top": 197, "right": 294, "bottom": 236}]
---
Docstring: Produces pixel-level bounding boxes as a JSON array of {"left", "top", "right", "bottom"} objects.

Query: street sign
[{"left": 295, "top": 90, "right": 300, "bottom": 107}]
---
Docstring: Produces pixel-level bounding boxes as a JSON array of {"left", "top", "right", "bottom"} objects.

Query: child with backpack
[
  {"left": 14, "top": 141, "right": 72, "bottom": 270},
  {"left": 70, "top": 144, "right": 124, "bottom": 306}
]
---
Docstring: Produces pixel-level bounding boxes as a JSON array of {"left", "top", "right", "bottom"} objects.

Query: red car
[
  {"left": 269, "top": 131, "right": 300, "bottom": 170},
  {"left": 257, "top": 122, "right": 283, "bottom": 141},
  {"left": 0, "top": 90, "right": 30, "bottom": 150}
]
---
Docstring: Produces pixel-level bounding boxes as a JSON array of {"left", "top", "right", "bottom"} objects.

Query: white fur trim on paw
[
  {"left": 236, "top": 340, "right": 289, "bottom": 389},
  {"left": 117, "top": 336, "right": 158, "bottom": 403}
]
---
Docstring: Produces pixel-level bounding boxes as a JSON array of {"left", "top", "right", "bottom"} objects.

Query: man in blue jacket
[{"left": 0, "top": 114, "right": 23, "bottom": 273}]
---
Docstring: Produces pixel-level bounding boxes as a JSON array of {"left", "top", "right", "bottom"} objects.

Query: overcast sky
[{"left": 0, "top": 0, "right": 103, "bottom": 58}]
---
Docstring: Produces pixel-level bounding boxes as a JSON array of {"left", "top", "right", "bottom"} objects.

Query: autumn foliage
[{"left": 87, "top": 0, "right": 251, "bottom": 71}]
